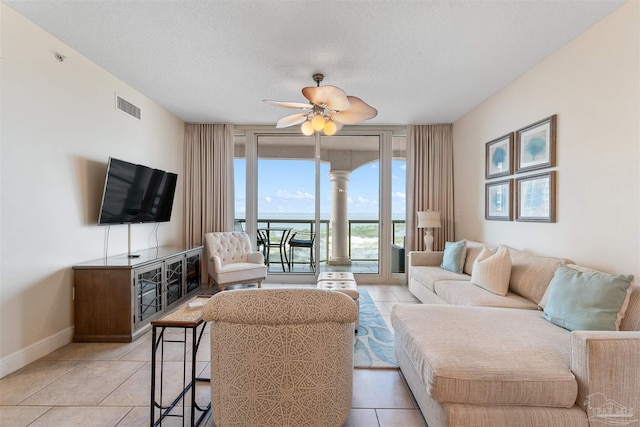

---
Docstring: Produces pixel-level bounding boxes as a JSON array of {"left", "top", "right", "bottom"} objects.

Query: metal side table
[{"left": 150, "top": 296, "right": 211, "bottom": 426}]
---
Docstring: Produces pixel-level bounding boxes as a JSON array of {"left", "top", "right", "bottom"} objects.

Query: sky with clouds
[{"left": 235, "top": 159, "right": 406, "bottom": 220}]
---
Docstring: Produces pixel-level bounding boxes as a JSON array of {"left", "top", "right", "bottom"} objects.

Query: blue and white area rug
[{"left": 354, "top": 289, "right": 399, "bottom": 368}]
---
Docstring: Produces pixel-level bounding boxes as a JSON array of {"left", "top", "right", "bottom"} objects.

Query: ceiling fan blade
[
  {"left": 263, "top": 99, "right": 313, "bottom": 110},
  {"left": 276, "top": 113, "right": 308, "bottom": 128},
  {"left": 332, "top": 96, "right": 378, "bottom": 125},
  {"left": 301, "top": 85, "right": 351, "bottom": 111}
]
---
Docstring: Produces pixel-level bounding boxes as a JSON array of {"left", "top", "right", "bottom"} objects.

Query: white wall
[
  {"left": 0, "top": 5, "right": 185, "bottom": 376},
  {"left": 453, "top": 1, "right": 639, "bottom": 279}
]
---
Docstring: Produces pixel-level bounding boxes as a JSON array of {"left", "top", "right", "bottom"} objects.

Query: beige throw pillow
[{"left": 471, "top": 247, "right": 512, "bottom": 296}]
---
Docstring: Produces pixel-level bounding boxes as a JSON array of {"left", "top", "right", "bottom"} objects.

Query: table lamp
[{"left": 417, "top": 210, "right": 441, "bottom": 251}]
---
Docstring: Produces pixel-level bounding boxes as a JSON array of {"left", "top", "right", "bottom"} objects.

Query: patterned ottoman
[
  {"left": 317, "top": 272, "right": 356, "bottom": 283},
  {"left": 316, "top": 280, "right": 359, "bottom": 331}
]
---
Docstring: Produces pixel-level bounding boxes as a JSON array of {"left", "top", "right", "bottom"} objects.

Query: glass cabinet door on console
[
  {"left": 134, "top": 264, "right": 164, "bottom": 324},
  {"left": 185, "top": 253, "right": 201, "bottom": 294},
  {"left": 165, "top": 256, "right": 184, "bottom": 310}
]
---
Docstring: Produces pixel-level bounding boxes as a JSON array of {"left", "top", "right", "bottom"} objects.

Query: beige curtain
[
  {"left": 184, "top": 123, "right": 234, "bottom": 248},
  {"left": 406, "top": 124, "right": 455, "bottom": 252}
]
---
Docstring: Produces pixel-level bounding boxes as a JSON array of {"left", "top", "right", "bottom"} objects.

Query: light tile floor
[{"left": 0, "top": 284, "right": 425, "bottom": 427}]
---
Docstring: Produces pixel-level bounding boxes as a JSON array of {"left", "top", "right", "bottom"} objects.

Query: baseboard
[{"left": 0, "top": 326, "right": 74, "bottom": 378}]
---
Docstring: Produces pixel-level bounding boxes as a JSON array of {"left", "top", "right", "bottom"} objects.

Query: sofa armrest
[
  {"left": 408, "top": 251, "right": 444, "bottom": 267},
  {"left": 570, "top": 331, "right": 640, "bottom": 420}
]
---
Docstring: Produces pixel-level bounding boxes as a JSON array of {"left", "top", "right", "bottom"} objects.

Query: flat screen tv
[{"left": 98, "top": 157, "right": 177, "bottom": 225}]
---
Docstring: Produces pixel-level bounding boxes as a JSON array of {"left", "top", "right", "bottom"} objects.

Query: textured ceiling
[{"left": 4, "top": 0, "right": 626, "bottom": 125}]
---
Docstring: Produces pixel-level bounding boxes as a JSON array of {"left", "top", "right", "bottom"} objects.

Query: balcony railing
[{"left": 236, "top": 218, "right": 406, "bottom": 266}]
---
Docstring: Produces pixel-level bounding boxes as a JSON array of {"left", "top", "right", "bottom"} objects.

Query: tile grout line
[
  {"left": 25, "top": 406, "right": 54, "bottom": 427},
  {"left": 14, "top": 361, "right": 83, "bottom": 407},
  {"left": 96, "top": 360, "right": 148, "bottom": 407}
]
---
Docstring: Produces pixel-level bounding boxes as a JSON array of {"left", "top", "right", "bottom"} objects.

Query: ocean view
[{"left": 238, "top": 212, "right": 406, "bottom": 221}]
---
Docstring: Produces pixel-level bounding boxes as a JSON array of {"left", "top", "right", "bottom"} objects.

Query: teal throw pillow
[
  {"left": 440, "top": 240, "right": 467, "bottom": 274},
  {"left": 542, "top": 265, "right": 633, "bottom": 331}
]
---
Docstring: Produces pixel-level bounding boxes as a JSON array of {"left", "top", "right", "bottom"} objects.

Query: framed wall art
[
  {"left": 485, "top": 179, "right": 512, "bottom": 221},
  {"left": 515, "top": 171, "right": 556, "bottom": 222},
  {"left": 485, "top": 133, "right": 513, "bottom": 179},
  {"left": 515, "top": 115, "right": 556, "bottom": 173}
]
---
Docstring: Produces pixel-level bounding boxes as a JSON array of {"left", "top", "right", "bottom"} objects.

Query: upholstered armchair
[
  {"left": 204, "top": 231, "right": 267, "bottom": 291},
  {"left": 202, "top": 288, "right": 358, "bottom": 427}
]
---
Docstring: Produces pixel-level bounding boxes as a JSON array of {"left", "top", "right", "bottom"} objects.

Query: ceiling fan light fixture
[
  {"left": 323, "top": 120, "right": 337, "bottom": 136},
  {"left": 311, "top": 114, "right": 326, "bottom": 131},
  {"left": 267, "top": 73, "right": 376, "bottom": 136},
  {"left": 301, "top": 120, "right": 314, "bottom": 136}
]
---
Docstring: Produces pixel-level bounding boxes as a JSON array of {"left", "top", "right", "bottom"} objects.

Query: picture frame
[
  {"left": 485, "top": 133, "right": 513, "bottom": 179},
  {"left": 515, "top": 115, "right": 556, "bottom": 173},
  {"left": 485, "top": 179, "right": 512, "bottom": 221},
  {"left": 515, "top": 171, "right": 556, "bottom": 222}
]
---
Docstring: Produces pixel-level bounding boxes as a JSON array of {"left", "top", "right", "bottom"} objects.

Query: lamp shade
[{"left": 417, "top": 210, "right": 441, "bottom": 229}]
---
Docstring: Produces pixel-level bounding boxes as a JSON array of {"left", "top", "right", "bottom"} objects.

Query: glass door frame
[{"left": 235, "top": 125, "right": 406, "bottom": 285}]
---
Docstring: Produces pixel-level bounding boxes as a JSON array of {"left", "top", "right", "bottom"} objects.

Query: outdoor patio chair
[
  {"left": 288, "top": 231, "right": 315, "bottom": 272},
  {"left": 257, "top": 227, "right": 291, "bottom": 272}
]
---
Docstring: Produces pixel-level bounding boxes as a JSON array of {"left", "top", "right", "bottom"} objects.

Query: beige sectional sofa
[{"left": 393, "top": 241, "right": 640, "bottom": 427}]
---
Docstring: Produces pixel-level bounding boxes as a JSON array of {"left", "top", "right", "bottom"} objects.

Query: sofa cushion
[
  {"left": 411, "top": 266, "right": 470, "bottom": 292},
  {"left": 621, "top": 284, "right": 640, "bottom": 331},
  {"left": 440, "top": 240, "right": 467, "bottom": 274},
  {"left": 505, "top": 246, "right": 572, "bottom": 304},
  {"left": 462, "top": 240, "right": 498, "bottom": 275},
  {"left": 391, "top": 305, "right": 577, "bottom": 408},
  {"left": 542, "top": 265, "right": 633, "bottom": 331},
  {"left": 434, "top": 280, "right": 538, "bottom": 310},
  {"left": 471, "top": 247, "right": 511, "bottom": 296},
  {"left": 463, "top": 241, "right": 498, "bottom": 276}
]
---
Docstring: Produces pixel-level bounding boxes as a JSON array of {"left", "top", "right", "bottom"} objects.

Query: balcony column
[{"left": 328, "top": 170, "right": 352, "bottom": 265}]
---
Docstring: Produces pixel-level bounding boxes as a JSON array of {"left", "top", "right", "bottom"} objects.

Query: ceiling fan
[{"left": 264, "top": 73, "right": 378, "bottom": 136}]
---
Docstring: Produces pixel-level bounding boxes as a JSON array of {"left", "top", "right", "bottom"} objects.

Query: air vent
[{"left": 116, "top": 96, "right": 141, "bottom": 120}]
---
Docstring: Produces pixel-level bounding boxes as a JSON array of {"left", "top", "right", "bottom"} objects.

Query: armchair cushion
[{"left": 214, "top": 261, "right": 268, "bottom": 286}]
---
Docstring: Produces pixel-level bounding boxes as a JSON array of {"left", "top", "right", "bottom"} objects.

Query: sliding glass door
[
  {"left": 235, "top": 126, "right": 405, "bottom": 284},
  {"left": 257, "top": 134, "right": 317, "bottom": 274},
  {"left": 319, "top": 135, "right": 380, "bottom": 274},
  {"left": 391, "top": 135, "right": 407, "bottom": 274}
]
